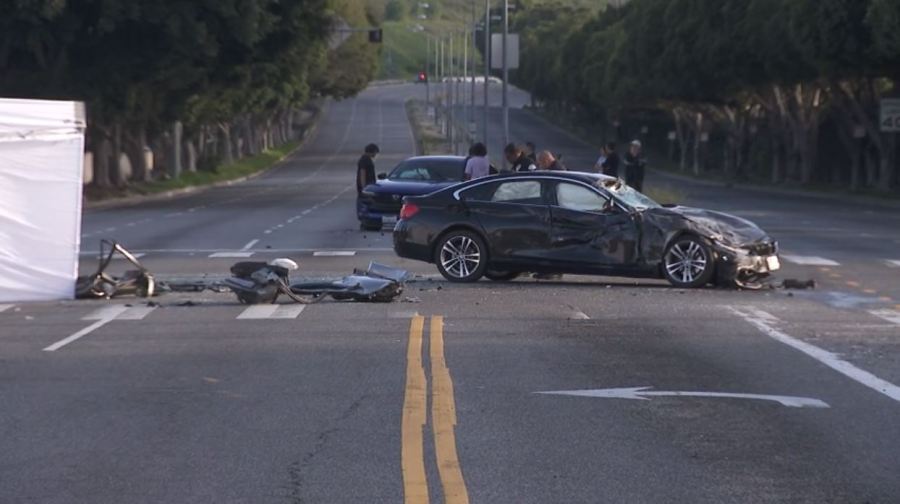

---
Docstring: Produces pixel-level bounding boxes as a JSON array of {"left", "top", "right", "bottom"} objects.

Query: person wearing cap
[
  {"left": 357, "top": 143, "right": 379, "bottom": 194},
  {"left": 623, "top": 140, "right": 647, "bottom": 192}
]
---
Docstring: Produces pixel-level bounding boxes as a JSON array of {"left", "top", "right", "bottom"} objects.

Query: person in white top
[{"left": 464, "top": 142, "right": 491, "bottom": 180}]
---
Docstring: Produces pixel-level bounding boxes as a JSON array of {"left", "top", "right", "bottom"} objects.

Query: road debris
[{"left": 76, "top": 240, "right": 156, "bottom": 299}]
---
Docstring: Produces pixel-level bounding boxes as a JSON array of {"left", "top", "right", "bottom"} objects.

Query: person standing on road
[
  {"left": 464, "top": 142, "right": 491, "bottom": 180},
  {"left": 593, "top": 144, "right": 607, "bottom": 173},
  {"left": 600, "top": 142, "right": 620, "bottom": 179},
  {"left": 356, "top": 143, "right": 379, "bottom": 194},
  {"left": 623, "top": 140, "right": 647, "bottom": 192},
  {"left": 537, "top": 150, "right": 565, "bottom": 171},
  {"left": 525, "top": 141, "right": 537, "bottom": 163},
  {"left": 505, "top": 143, "right": 537, "bottom": 172}
]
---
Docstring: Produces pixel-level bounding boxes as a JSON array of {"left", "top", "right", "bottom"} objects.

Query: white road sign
[
  {"left": 880, "top": 98, "right": 900, "bottom": 132},
  {"left": 491, "top": 33, "right": 519, "bottom": 70}
]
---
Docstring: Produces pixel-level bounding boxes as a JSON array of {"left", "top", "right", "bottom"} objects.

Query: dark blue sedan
[{"left": 357, "top": 155, "right": 466, "bottom": 230}]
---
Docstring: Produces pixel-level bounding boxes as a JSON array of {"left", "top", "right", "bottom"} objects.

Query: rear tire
[
  {"left": 434, "top": 230, "right": 488, "bottom": 282},
  {"left": 484, "top": 270, "right": 521, "bottom": 281},
  {"left": 663, "top": 235, "right": 715, "bottom": 288}
]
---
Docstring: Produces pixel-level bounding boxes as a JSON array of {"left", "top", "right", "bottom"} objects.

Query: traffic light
[{"left": 369, "top": 28, "right": 383, "bottom": 43}]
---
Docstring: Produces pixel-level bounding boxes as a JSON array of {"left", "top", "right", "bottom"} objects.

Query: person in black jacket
[
  {"left": 600, "top": 142, "right": 620, "bottom": 179},
  {"left": 356, "top": 143, "right": 379, "bottom": 194},
  {"left": 504, "top": 143, "right": 537, "bottom": 172},
  {"left": 623, "top": 140, "right": 647, "bottom": 191}
]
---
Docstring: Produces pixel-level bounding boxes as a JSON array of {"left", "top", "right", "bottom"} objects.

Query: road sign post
[{"left": 879, "top": 98, "right": 900, "bottom": 132}]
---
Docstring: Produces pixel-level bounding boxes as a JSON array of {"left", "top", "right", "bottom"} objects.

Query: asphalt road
[{"left": 2, "top": 83, "right": 899, "bottom": 503}]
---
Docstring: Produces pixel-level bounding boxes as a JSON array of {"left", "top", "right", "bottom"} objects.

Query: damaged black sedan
[{"left": 393, "top": 172, "right": 780, "bottom": 288}]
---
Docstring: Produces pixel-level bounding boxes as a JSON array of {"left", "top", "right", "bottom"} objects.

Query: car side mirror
[{"left": 377, "top": 173, "right": 387, "bottom": 180}]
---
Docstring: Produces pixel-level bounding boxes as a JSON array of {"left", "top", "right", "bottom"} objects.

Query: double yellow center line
[{"left": 402, "top": 315, "right": 469, "bottom": 504}]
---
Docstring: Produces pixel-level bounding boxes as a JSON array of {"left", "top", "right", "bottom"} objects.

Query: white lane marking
[
  {"left": 241, "top": 239, "right": 259, "bottom": 251},
  {"left": 164, "top": 212, "right": 183, "bottom": 218},
  {"left": 868, "top": 309, "right": 900, "bottom": 327},
  {"left": 263, "top": 230, "right": 273, "bottom": 234},
  {"left": 313, "top": 251, "right": 356, "bottom": 257},
  {"left": 780, "top": 255, "right": 840, "bottom": 266},
  {"left": 301, "top": 209, "right": 312, "bottom": 215},
  {"left": 390, "top": 311, "right": 419, "bottom": 318},
  {"left": 209, "top": 252, "right": 254, "bottom": 258},
  {"left": 536, "top": 387, "right": 829, "bottom": 408},
  {"left": 729, "top": 307, "right": 900, "bottom": 403},
  {"left": 886, "top": 260, "right": 900, "bottom": 268},
  {"left": 0, "top": 304, "right": 14, "bottom": 314},
  {"left": 116, "top": 306, "right": 158, "bottom": 321},
  {"left": 236, "top": 305, "right": 305, "bottom": 320},
  {"left": 44, "top": 305, "right": 131, "bottom": 352}
]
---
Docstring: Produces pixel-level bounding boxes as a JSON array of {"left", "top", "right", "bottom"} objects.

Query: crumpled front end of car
[{"left": 712, "top": 239, "right": 781, "bottom": 289}]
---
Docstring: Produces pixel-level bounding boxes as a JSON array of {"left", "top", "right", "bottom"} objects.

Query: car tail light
[{"left": 399, "top": 202, "right": 420, "bottom": 220}]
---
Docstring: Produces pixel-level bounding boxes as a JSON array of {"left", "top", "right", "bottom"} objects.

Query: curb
[
  {"left": 83, "top": 101, "right": 328, "bottom": 212},
  {"left": 649, "top": 168, "right": 900, "bottom": 210}
]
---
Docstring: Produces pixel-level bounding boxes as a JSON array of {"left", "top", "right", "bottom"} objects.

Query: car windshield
[
  {"left": 597, "top": 178, "right": 661, "bottom": 210},
  {"left": 389, "top": 159, "right": 464, "bottom": 182}
]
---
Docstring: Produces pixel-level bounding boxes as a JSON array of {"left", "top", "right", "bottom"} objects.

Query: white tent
[{"left": 0, "top": 98, "right": 86, "bottom": 302}]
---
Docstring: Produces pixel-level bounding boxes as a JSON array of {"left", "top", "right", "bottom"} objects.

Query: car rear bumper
[
  {"left": 357, "top": 198, "right": 400, "bottom": 222},
  {"left": 393, "top": 220, "right": 432, "bottom": 262}
]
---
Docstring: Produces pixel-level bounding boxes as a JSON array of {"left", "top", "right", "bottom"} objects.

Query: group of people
[
  {"left": 356, "top": 137, "right": 648, "bottom": 196},
  {"left": 594, "top": 140, "right": 647, "bottom": 192},
  {"left": 463, "top": 141, "right": 566, "bottom": 180}
]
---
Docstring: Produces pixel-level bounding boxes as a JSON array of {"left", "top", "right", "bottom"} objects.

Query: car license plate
[
  {"left": 766, "top": 255, "right": 781, "bottom": 271},
  {"left": 382, "top": 216, "right": 398, "bottom": 225}
]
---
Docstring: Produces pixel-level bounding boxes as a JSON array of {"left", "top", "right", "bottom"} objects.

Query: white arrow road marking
[
  {"left": 241, "top": 239, "right": 259, "bottom": 251},
  {"left": 869, "top": 309, "right": 900, "bottom": 327},
  {"left": 536, "top": 387, "right": 829, "bottom": 408},
  {"left": 0, "top": 304, "right": 14, "bottom": 314},
  {"left": 780, "top": 254, "right": 840, "bottom": 266},
  {"left": 44, "top": 305, "right": 131, "bottom": 352},
  {"left": 886, "top": 260, "right": 900, "bottom": 268},
  {"left": 730, "top": 306, "right": 900, "bottom": 403},
  {"left": 313, "top": 251, "right": 356, "bottom": 257},
  {"left": 236, "top": 305, "right": 305, "bottom": 320}
]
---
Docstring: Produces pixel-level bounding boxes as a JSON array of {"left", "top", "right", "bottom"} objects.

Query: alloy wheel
[
  {"left": 439, "top": 235, "right": 482, "bottom": 279},
  {"left": 665, "top": 240, "right": 709, "bottom": 285}
]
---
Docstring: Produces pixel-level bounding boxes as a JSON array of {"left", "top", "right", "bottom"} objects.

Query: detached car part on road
[
  {"left": 223, "top": 260, "right": 410, "bottom": 304},
  {"left": 357, "top": 155, "right": 467, "bottom": 230},
  {"left": 393, "top": 172, "right": 780, "bottom": 289},
  {"left": 76, "top": 240, "right": 156, "bottom": 299}
]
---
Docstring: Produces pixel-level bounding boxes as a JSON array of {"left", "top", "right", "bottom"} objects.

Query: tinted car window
[
  {"left": 389, "top": 159, "right": 464, "bottom": 182},
  {"left": 458, "top": 182, "right": 498, "bottom": 201},
  {"left": 556, "top": 183, "right": 608, "bottom": 212},
  {"left": 492, "top": 180, "right": 542, "bottom": 204}
]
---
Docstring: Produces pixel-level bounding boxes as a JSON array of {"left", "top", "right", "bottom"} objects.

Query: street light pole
[
  {"left": 502, "top": 0, "right": 509, "bottom": 154},
  {"left": 448, "top": 33, "right": 454, "bottom": 152},
  {"left": 471, "top": 0, "right": 477, "bottom": 140},
  {"left": 483, "top": 0, "right": 490, "bottom": 148},
  {"left": 463, "top": 26, "right": 468, "bottom": 148},
  {"left": 425, "top": 36, "right": 430, "bottom": 109}
]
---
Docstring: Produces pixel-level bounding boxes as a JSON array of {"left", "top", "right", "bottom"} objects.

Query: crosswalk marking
[
  {"left": 0, "top": 304, "right": 14, "bottom": 314},
  {"left": 82, "top": 305, "right": 131, "bottom": 321},
  {"left": 313, "top": 251, "right": 356, "bottom": 257},
  {"left": 236, "top": 304, "right": 305, "bottom": 320},
  {"left": 116, "top": 306, "right": 158, "bottom": 320},
  {"left": 780, "top": 254, "right": 840, "bottom": 266},
  {"left": 886, "top": 260, "right": 900, "bottom": 268},
  {"left": 869, "top": 309, "right": 900, "bottom": 327},
  {"left": 209, "top": 252, "right": 255, "bottom": 258}
]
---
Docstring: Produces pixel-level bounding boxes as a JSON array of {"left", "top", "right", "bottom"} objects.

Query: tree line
[
  {"left": 511, "top": 0, "right": 900, "bottom": 193},
  {"left": 0, "top": 0, "right": 378, "bottom": 187}
]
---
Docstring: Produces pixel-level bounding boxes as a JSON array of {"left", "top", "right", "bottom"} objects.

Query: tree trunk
[
  {"left": 171, "top": 121, "right": 183, "bottom": 179},
  {"left": 877, "top": 133, "right": 896, "bottom": 191},
  {"left": 94, "top": 136, "right": 112, "bottom": 188},
  {"left": 219, "top": 123, "right": 234, "bottom": 166},
  {"left": 125, "top": 126, "right": 150, "bottom": 182},
  {"left": 692, "top": 111, "right": 704, "bottom": 176}
]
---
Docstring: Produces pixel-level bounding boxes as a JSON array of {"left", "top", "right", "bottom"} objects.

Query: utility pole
[
  {"left": 448, "top": 34, "right": 454, "bottom": 152},
  {"left": 463, "top": 26, "right": 468, "bottom": 148},
  {"left": 434, "top": 36, "right": 440, "bottom": 125},
  {"left": 425, "top": 36, "right": 430, "bottom": 109},
  {"left": 483, "top": 0, "right": 490, "bottom": 149},
  {"left": 471, "top": 0, "right": 477, "bottom": 141},
  {"left": 502, "top": 0, "right": 509, "bottom": 154}
]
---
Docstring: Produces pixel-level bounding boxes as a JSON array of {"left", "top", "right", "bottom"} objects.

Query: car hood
[
  {"left": 367, "top": 179, "right": 459, "bottom": 195},
  {"left": 645, "top": 206, "right": 769, "bottom": 245}
]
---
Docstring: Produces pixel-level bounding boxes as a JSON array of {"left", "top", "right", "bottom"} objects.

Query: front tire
[
  {"left": 663, "top": 236, "right": 715, "bottom": 288},
  {"left": 434, "top": 230, "right": 488, "bottom": 282}
]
